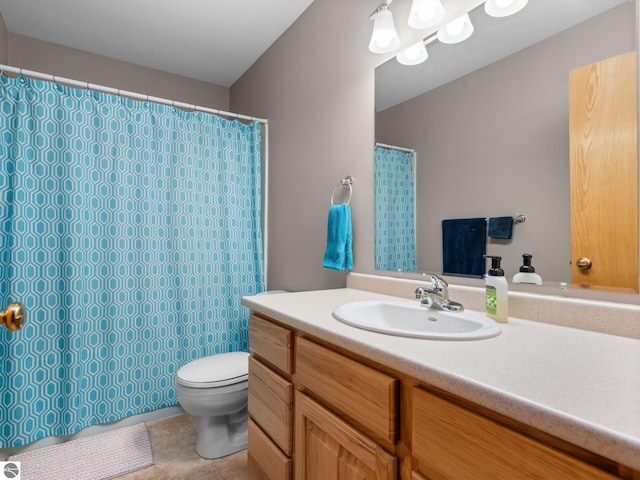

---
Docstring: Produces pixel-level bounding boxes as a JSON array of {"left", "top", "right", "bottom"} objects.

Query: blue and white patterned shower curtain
[
  {"left": 0, "top": 76, "right": 265, "bottom": 447},
  {"left": 374, "top": 145, "right": 416, "bottom": 272}
]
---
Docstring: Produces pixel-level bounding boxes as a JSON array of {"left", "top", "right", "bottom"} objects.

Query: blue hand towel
[
  {"left": 323, "top": 203, "right": 353, "bottom": 271},
  {"left": 442, "top": 218, "right": 486, "bottom": 277},
  {"left": 488, "top": 216, "right": 513, "bottom": 239}
]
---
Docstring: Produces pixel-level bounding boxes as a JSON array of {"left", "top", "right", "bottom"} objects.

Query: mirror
[{"left": 374, "top": 0, "right": 637, "bottom": 292}]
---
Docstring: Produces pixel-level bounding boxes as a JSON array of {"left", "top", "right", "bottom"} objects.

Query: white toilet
[{"left": 174, "top": 351, "right": 249, "bottom": 459}]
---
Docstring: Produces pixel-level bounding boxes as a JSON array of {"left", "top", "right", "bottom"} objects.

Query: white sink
[{"left": 332, "top": 300, "right": 501, "bottom": 340}]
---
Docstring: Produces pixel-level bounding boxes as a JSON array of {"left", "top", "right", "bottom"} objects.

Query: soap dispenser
[
  {"left": 485, "top": 255, "right": 508, "bottom": 323},
  {"left": 512, "top": 254, "right": 543, "bottom": 285}
]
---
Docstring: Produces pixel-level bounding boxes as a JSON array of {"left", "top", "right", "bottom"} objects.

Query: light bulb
[
  {"left": 437, "top": 13, "right": 474, "bottom": 44},
  {"left": 408, "top": 0, "right": 445, "bottom": 30},
  {"left": 369, "top": 6, "right": 401, "bottom": 54},
  {"left": 396, "top": 41, "right": 429, "bottom": 66},
  {"left": 445, "top": 17, "right": 465, "bottom": 36},
  {"left": 484, "top": 0, "right": 528, "bottom": 18}
]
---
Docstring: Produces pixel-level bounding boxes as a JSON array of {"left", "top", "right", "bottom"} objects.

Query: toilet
[{"left": 174, "top": 351, "right": 249, "bottom": 459}]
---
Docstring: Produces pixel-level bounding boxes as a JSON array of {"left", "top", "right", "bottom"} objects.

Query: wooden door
[
  {"left": 294, "top": 391, "right": 397, "bottom": 480},
  {"left": 569, "top": 51, "right": 638, "bottom": 292}
]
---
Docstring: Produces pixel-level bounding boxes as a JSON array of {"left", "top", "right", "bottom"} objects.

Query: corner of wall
[{"left": 0, "top": 11, "right": 8, "bottom": 64}]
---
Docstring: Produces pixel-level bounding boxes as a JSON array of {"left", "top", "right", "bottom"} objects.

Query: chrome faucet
[{"left": 414, "top": 275, "right": 464, "bottom": 312}]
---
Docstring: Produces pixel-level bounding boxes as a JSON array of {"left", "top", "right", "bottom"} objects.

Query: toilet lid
[{"left": 175, "top": 351, "right": 249, "bottom": 388}]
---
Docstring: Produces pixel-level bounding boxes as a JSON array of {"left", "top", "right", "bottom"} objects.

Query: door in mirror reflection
[{"left": 569, "top": 51, "right": 638, "bottom": 292}]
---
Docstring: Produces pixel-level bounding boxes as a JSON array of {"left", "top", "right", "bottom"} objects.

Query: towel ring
[{"left": 331, "top": 176, "right": 353, "bottom": 206}]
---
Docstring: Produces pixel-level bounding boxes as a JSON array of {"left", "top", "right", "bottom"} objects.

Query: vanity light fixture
[
  {"left": 484, "top": 0, "right": 528, "bottom": 18},
  {"left": 369, "top": 4, "right": 402, "bottom": 54},
  {"left": 369, "top": 0, "right": 527, "bottom": 61},
  {"left": 397, "top": 40, "right": 429, "bottom": 65},
  {"left": 437, "top": 13, "right": 474, "bottom": 44},
  {"left": 408, "top": 0, "right": 445, "bottom": 29}
]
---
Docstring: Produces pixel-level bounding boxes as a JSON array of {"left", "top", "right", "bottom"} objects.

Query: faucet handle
[{"left": 430, "top": 275, "right": 448, "bottom": 298}]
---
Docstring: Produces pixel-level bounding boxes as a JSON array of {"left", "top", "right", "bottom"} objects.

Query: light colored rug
[{"left": 9, "top": 423, "right": 155, "bottom": 480}]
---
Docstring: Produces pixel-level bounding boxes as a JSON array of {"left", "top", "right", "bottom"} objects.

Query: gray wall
[
  {"left": 230, "top": 0, "right": 380, "bottom": 291},
  {"left": 6, "top": 33, "right": 229, "bottom": 110},
  {"left": 376, "top": 4, "right": 635, "bottom": 282},
  {"left": 0, "top": 12, "right": 7, "bottom": 64}
]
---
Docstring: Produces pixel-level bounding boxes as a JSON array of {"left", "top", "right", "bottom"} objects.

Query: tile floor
[{"left": 118, "top": 414, "right": 248, "bottom": 480}]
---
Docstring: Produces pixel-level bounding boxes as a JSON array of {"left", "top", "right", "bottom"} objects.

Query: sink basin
[{"left": 332, "top": 300, "right": 501, "bottom": 340}]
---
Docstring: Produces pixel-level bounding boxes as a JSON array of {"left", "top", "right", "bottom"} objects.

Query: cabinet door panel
[
  {"left": 295, "top": 391, "right": 397, "bottom": 480},
  {"left": 412, "top": 388, "right": 618, "bottom": 480}
]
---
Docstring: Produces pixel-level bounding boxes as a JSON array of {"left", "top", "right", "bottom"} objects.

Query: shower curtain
[
  {"left": 374, "top": 145, "right": 416, "bottom": 272},
  {"left": 0, "top": 75, "right": 265, "bottom": 447}
]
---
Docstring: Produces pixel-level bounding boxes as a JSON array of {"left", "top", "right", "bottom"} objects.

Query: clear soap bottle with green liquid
[{"left": 484, "top": 255, "right": 508, "bottom": 323}]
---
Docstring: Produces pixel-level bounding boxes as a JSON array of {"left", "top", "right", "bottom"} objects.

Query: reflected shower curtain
[
  {"left": 374, "top": 146, "right": 416, "bottom": 272},
  {"left": 0, "top": 76, "right": 264, "bottom": 447}
]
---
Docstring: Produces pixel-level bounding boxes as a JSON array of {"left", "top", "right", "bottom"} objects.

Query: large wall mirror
[{"left": 375, "top": 0, "right": 638, "bottom": 294}]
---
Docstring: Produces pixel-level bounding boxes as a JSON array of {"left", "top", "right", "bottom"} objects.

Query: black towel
[
  {"left": 488, "top": 216, "right": 513, "bottom": 239},
  {"left": 442, "top": 218, "right": 487, "bottom": 277}
]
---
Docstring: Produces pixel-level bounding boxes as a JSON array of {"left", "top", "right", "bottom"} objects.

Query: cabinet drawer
[
  {"left": 248, "top": 356, "right": 293, "bottom": 455},
  {"left": 296, "top": 336, "right": 398, "bottom": 445},
  {"left": 248, "top": 419, "right": 291, "bottom": 480},
  {"left": 249, "top": 314, "right": 293, "bottom": 375},
  {"left": 412, "top": 388, "right": 618, "bottom": 480}
]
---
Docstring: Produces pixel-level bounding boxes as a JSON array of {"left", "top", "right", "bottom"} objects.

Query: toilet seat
[{"left": 175, "top": 351, "right": 249, "bottom": 389}]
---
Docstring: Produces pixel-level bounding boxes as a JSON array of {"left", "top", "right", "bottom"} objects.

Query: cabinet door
[{"left": 294, "top": 391, "right": 397, "bottom": 480}]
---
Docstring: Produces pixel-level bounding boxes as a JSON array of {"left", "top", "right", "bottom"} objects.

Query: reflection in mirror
[{"left": 374, "top": 0, "right": 637, "bottom": 292}]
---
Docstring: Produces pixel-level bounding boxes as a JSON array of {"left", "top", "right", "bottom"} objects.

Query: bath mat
[{"left": 9, "top": 423, "right": 154, "bottom": 480}]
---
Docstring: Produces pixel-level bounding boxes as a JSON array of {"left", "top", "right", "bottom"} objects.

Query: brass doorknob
[
  {"left": 576, "top": 257, "right": 593, "bottom": 270},
  {"left": 0, "top": 302, "right": 25, "bottom": 331}
]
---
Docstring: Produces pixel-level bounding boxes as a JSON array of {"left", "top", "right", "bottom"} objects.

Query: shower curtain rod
[
  {"left": 376, "top": 142, "right": 415, "bottom": 153},
  {"left": 0, "top": 63, "right": 268, "bottom": 124}
]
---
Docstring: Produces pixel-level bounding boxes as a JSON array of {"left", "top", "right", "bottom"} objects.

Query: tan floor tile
[{"left": 117, "top": 414, "right": 247, "bottom": 480}]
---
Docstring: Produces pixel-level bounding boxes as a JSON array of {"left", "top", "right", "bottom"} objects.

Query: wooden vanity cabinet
[{"left": 248, "top": 312, "right": 636, "bottom": 480}]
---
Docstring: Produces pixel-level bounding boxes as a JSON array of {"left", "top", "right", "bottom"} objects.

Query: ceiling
[
  {"left": 376, "top": 0, "right": 632, "bottom": 111},
  {"left": 0, "top": 0, "right": 316, "bottom": 87}
]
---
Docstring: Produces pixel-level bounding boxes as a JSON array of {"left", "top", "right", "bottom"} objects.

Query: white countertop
[{"left": 242, "top": 288, "right": 640, "bottom": 471}]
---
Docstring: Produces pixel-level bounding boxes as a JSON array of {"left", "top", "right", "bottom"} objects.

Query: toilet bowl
[{"left": 174, "top": 351, "right": 249, "bottom": 459}]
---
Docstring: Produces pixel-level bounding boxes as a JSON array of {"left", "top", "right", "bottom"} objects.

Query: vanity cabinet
[{"left": 247, "top": 312, "right": 635, "bottom": 480}]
